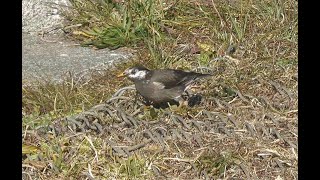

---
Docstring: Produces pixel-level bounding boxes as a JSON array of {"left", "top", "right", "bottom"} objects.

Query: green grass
[
  {"left": 23, "top": 0, "right": 298, "bottom": 179},
  {"left": 195, "top": 151, "right": 241, "bottom": 178},
  {"left": 64, "top": 0, "right": 297, "bottom": 70}
]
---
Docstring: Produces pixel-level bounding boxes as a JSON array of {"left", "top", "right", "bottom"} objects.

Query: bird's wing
[
  {"left": 149, "top": 70, "right": 211, "bottom": 89},
  {"left": 176, "top": 72, "right": 212, "bottom": 87},
  {"left": 148, "top": 70, "right": 188, "bottom": 89},
  {"left": 152, "top": 81, "right": 166, "bottom": 89}
]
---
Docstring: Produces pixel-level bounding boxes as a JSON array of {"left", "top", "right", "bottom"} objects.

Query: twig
[
  {"left": 112, "top": 85, "right": 135, "bottom": 97},
  {"left": 234, "top": 90, "right": 250, "bottom": 103},
  {"left": 162, "top": 157, "right": 193, "bottom": 163},
  {"left": 106, "top": 96, "right": 131, "bottom": 103},
  {"left": 65, "top": 132, "right": 85, "bottom": 139},
  {"left": 23, "top": 125, "right": 29, "bottom": 141},
  {"left": 84, "top": 135, "right": 99, "bottom": 163},
  {"left": 87, "top": 163, "right": 95, "bottom": 180},
  {"left": 22, "top": 171, "right": 32, "bottom": 180},
  {"left": 239, "top": 163, "right": 251, "bottom": 179},
  {"left": 211, "top": 0, "right": 225, "bottom": 28},
  {"left": 127, "top": 139, "right": 152, "bottom": 152}
]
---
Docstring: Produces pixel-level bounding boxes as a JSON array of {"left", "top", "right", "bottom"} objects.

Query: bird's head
[{"left": 117, "top": 65, "right": 150, "bottom": 81}]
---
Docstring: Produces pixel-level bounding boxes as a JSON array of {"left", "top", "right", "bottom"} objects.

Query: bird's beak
[{"left": 117, "top": 72, "right": 126, "bottom": 78}]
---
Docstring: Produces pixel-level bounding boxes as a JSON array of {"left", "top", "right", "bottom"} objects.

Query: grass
[
  {"left": 195, "top": 151, "right": 241, "bottom": 178},
  {"left": 23, "top": 0, "right": 297, "bottom": 179}
]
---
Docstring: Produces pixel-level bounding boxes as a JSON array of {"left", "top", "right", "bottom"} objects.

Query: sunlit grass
[{"left": 23, "top": 0, "right": 297, "bottom": 179}]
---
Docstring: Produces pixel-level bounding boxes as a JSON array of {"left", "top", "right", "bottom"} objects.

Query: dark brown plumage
[{"left": 117, "top": 65, "right": 212, "bottom": 108}]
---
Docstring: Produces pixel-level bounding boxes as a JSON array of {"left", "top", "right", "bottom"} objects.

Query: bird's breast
[{"left": 134, "top": 80, "right": 182, "bottom": 103}]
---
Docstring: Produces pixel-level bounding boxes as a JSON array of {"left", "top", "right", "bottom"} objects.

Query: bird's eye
[{"left": 132, "top": 69, "right": 137, "bottom": 74}]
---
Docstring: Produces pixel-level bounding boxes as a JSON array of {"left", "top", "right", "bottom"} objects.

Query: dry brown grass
[{"left": 23, "top": 0, "right": 297, "bottom": 179}]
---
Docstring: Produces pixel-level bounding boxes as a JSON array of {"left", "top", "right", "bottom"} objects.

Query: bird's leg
[
  {"left": 167, "top": 102, "right": 174, "bottom": 111},
  {"left": 135, "top": 92, "right": 153, "bottom": 111},
  {"left": 181, "top": 89, "right": 191, "bottom": 102},
  {"left": 178, "top": 100, "right": 188, "bottom": 108},
  {"left": 143, "top": 105, "right": 152, "bottom": 113},
  {"left": 185, "top": 89, "right": 193, "bottom": 98},
  {"left": 179, "top": 89, "right": 194, "bottom": 108},
  {"left": 166, "top": 101, "right": 183, "bottom": 112},
  {"left": 176, "top": 96, "right": 188, "bottom": 109}
]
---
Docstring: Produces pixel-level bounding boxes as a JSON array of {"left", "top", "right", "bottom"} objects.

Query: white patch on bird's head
[{"left": 125, "top": 68, "right": 148, "bottom": 80}]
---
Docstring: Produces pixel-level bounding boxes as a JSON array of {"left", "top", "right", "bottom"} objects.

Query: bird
[{"left": 117, "top": 65, "right": 212, "bottom": 108}]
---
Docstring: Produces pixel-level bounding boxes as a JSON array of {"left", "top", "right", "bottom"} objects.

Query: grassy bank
[{"left": 23, "top": 0, "right": 298, "bottom": 179}]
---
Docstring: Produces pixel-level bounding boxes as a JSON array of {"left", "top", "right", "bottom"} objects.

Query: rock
[
  {"left": 22, "top": 0, "right": 134, "bottom": 86},
  {"left": 22, "top": 34, "right": 133, "bottom": 86}
]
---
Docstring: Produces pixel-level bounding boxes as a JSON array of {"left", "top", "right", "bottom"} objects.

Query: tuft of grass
[
  {"left": 119, "top": 155, "right": 149, "bottom": 178},
  {"left": 65, "top": 0, "right": 297, "bottom": 69},
  {"left": 196, "top": 151, "right": 240, "bottom": 178},
  {"left": 67, "top": 0, "right": 165, "bottom": 50}
]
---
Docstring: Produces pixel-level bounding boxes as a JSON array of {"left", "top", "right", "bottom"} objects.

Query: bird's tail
[
  {"left": 196, "top": 73, "right": 212, "bottom": 79},
  {"left": 192, "top": 72, "right": 212, "bottom": 82},
  {"left": 180, "top": 72, "right": 212, "bottom": 87}
]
